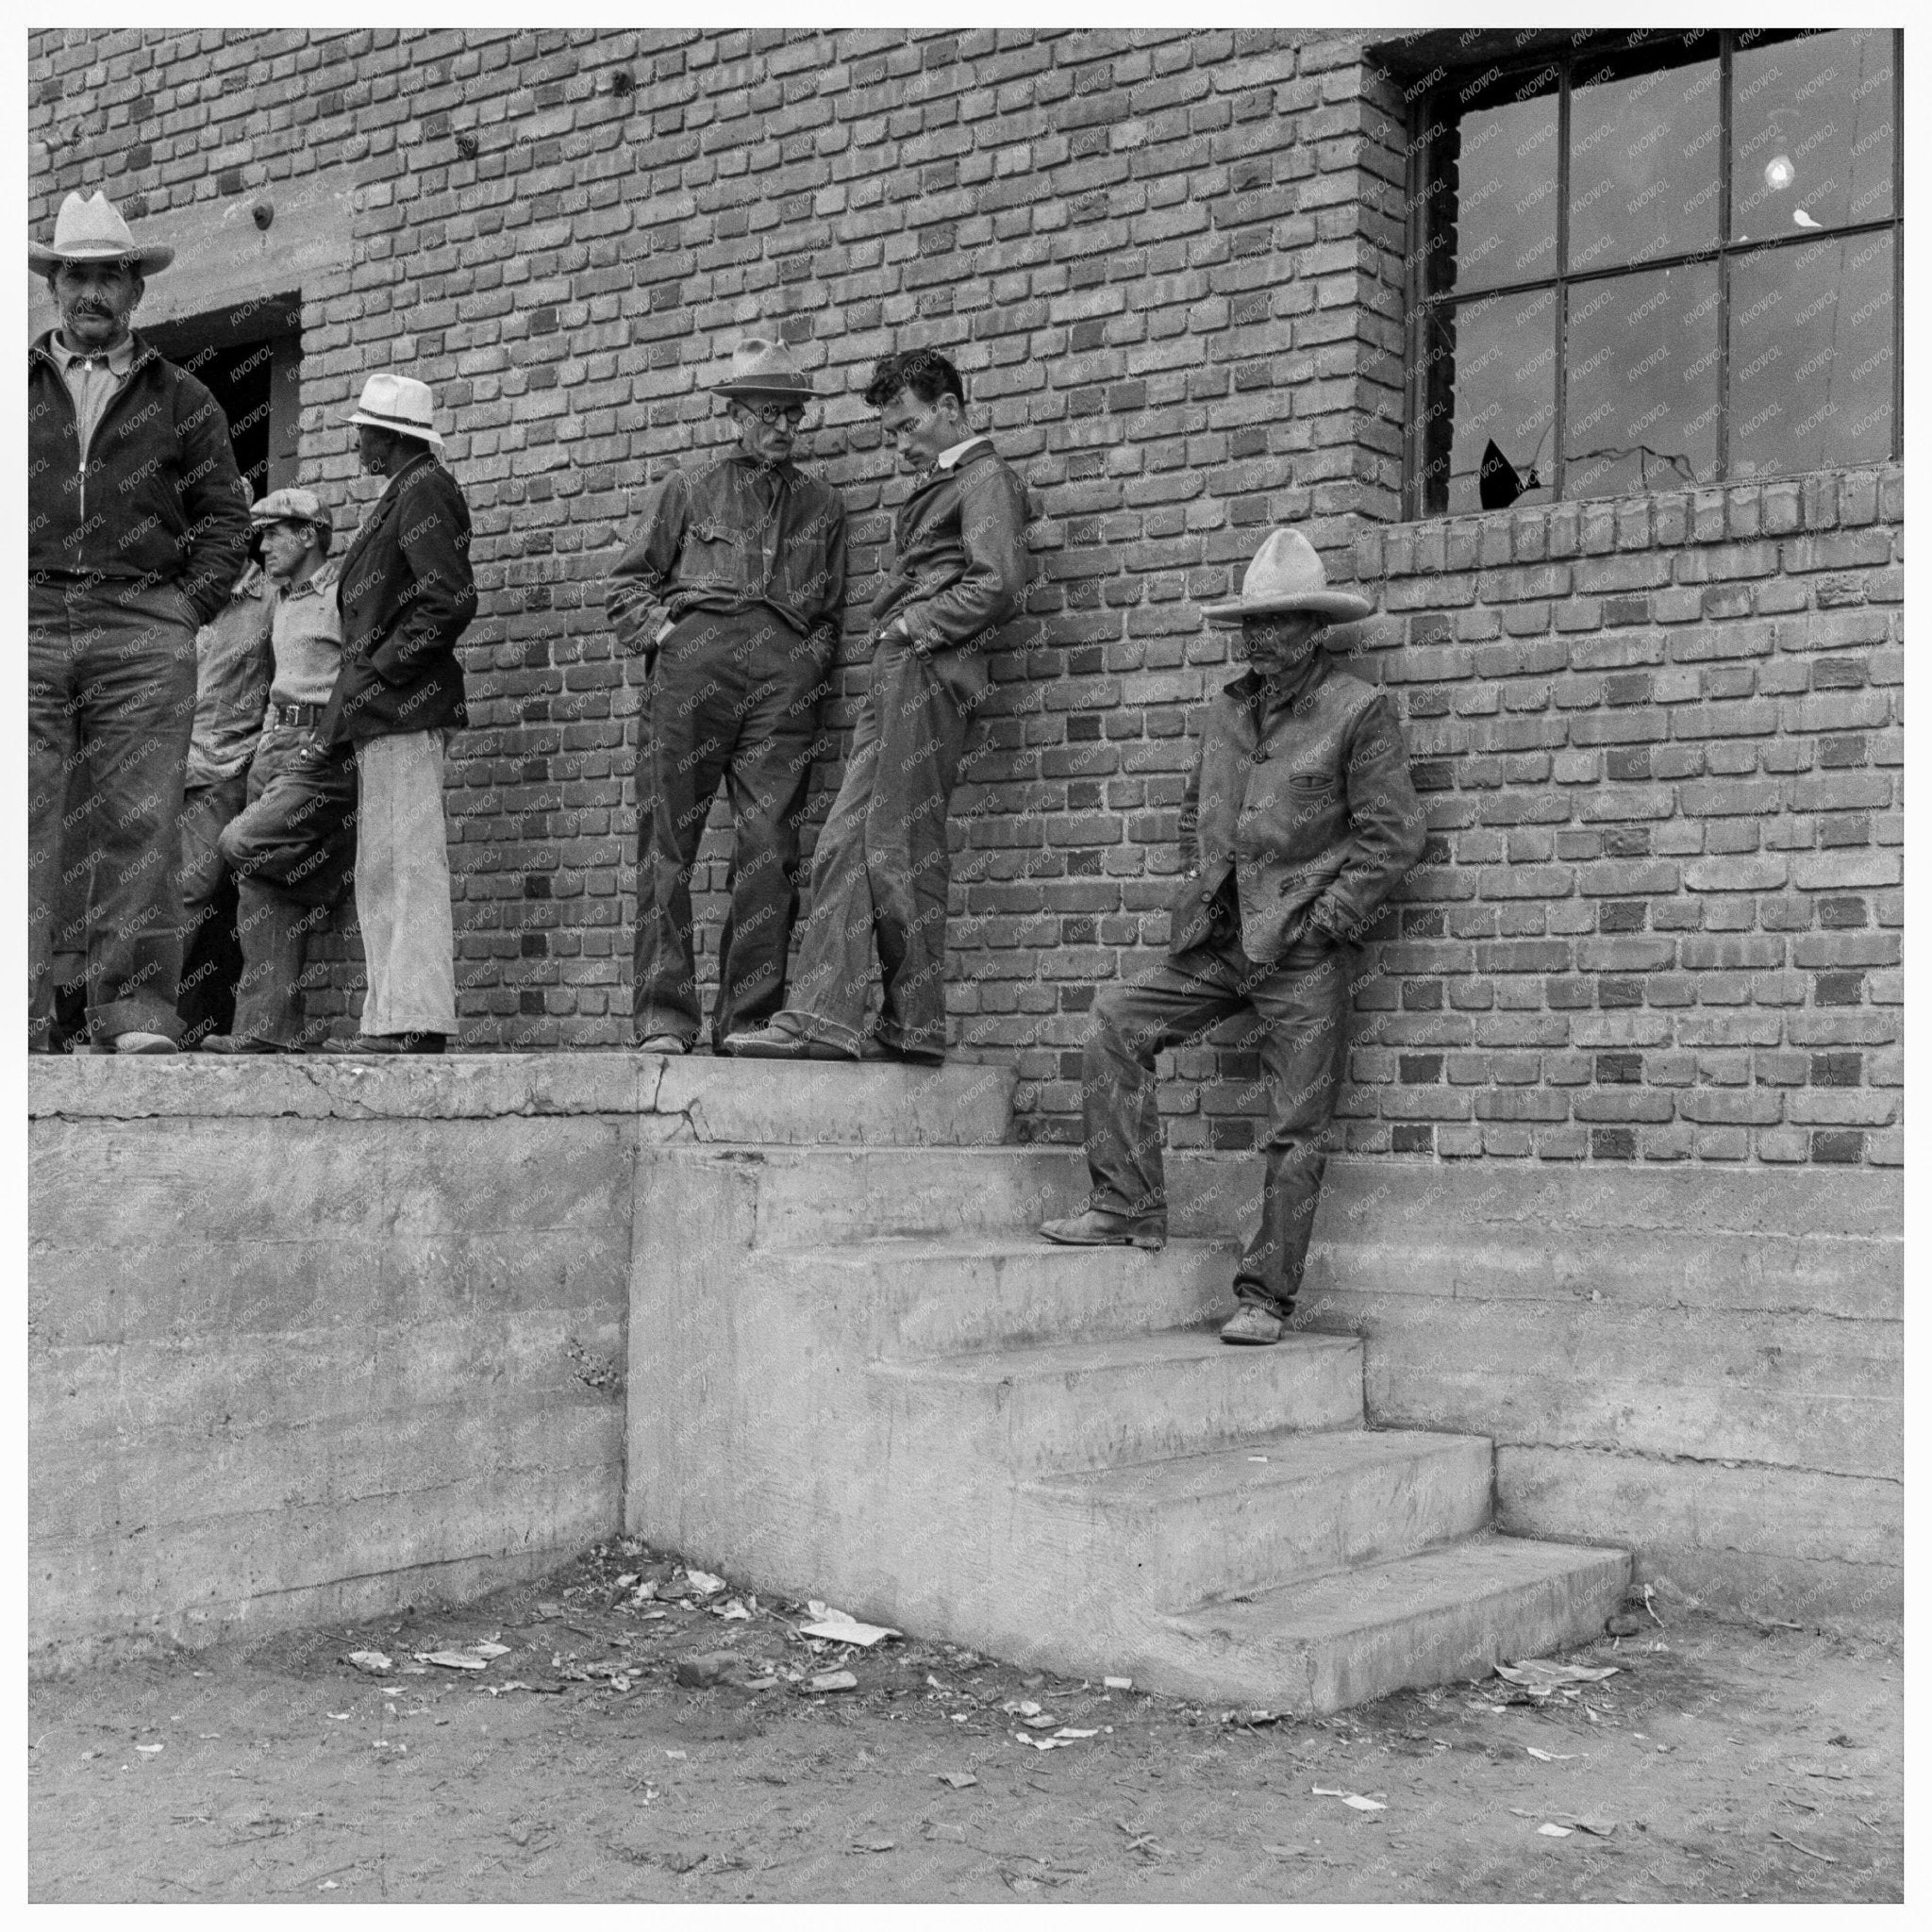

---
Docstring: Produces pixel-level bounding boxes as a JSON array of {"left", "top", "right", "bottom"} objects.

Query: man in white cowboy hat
[
  {"left": 27, "top": 189, "right": 252, "bottom": 1053},
  {"left": 310, "top": 372, "right": 477, "bottom": 1053},
  {"left": 606, "top": 335, "right": 847, "bottom": 1054},
  {"left": 1041, "top": 527, "right": 1427, "bottom": 1345},
  {"left": 202, "top": 487, "right": 359, "bottom": 1053}
]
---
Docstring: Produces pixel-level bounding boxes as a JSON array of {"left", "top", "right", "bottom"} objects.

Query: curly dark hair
[{"left": 861, "top": 348, "right": 964, "bottom": 410}]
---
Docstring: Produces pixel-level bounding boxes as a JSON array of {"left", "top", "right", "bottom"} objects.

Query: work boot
[
  {"left": 1219, "top": 1303, "right": 1285, "bottom": 1346},
  {"left": 109, "top": 1031, "right": 177, "bottom": 1055},
  {"left": 724, "top": 1020, "right": 856, "bottom": 1061},
  {"left": 637, "top": 1033, "right": 691, "bottom": 1054},
  {"left": 1039, "top": 1207, "right": 1167, "bottom": 1252}
]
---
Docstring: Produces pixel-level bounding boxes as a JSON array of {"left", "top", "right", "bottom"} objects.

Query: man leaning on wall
[
  {"left": 312, "top": 373, "right": 477, "bottom": 1055},
  {"left": 727, "top": 347, "right": 1029, "bottom": 1066},
  {"left": 607, "top": 337, "right": 847, "bottom": 1055},
  {"left": 27, "top": 190, "right": 251, "bottom": 1054},
  {"left": 1040, "top": 529, "right": 1428, "bottom": 1346}
]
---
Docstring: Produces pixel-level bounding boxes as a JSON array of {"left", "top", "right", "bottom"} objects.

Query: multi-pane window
[{"left": 1407, "top": 29, "right": 1902, "bottom": 517}]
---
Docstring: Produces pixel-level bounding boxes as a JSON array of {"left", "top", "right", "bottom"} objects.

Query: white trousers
[{"left": 353, "top": 729, "right": 458, "bottom": 1036}]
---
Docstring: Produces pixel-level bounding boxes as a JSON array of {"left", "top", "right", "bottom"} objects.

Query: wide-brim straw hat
[
  {"left": 345, "top": 371, "right": 445, "bottom": 447},
  {"left": 1201, "top": 527, "right": 1374, "bottom": 625},
  {"left": 710, "top": 336, "right": 814, "bottom": 400},
  {"left": 29, "top": 190, "right": 174, "bottom": 275}
]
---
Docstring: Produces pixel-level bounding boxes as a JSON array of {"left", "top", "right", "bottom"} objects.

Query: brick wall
[{"left": 29, "top": 28, "right": 1903, "bottom": 1170}]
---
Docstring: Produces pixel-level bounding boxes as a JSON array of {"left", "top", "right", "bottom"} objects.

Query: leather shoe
[
  {"left": 637, "top": 1033, "right": 691, "bottom": 1054},
  {"left": 110, "top": 1031, "right": 177, "bottom": 1055},
  {"left": 200, "top": 1034, "right": 286, "bottom": 1055},
  {"left": 324, "top": 1032, "right": 447, "bottom": 1055},
  {"left": 860, "top": 1037, "right": 946, "bottom": 1065},
  {"left": 724, "top": 1024, "right": 856, "bottom": 1061},
  {"left": 1220, "top": 1304, "right": 1285, "bottom": 1346},
  {"left": 1039, "top": 1207, "right": 1167, "bottom": 1252}
]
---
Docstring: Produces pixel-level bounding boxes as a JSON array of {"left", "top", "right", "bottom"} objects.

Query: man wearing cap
[
  {"left": 201, "top": 489, "right": 358, "bottom": 1053},
  {"left": 27, "top": 190, "right": 251, "bottom": 1053},
  {"left": 1040, "top": 529, "right": 1427, "bottom": 1346},
  {"left": 314, "top": 373, "right": 477, "bottom": 1054},
  {"left": 727, "top": 346, "right": 1028, "bottom": 1065},
  {"left": 606, "top": 338, "right": 847, "bottom": 1054}
]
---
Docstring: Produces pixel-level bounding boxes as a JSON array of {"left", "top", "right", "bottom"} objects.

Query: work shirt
[
  {"left": 185, "top": 562, "right": 275, "bottom": 788},
  {"left": 606, "top": 454, "right": 847, "bottom": 661},
  {"left": 1172, "top": 650, "right": 1426, "bottom": 963},
  {"left": 270, "top": 556, "right": 344, "bottom": 708},
  {"left": 871, "top": 440, "right": 1027, "bottom": 655},
  {"left": 48, "top": 330, "right": 136, "bottom": 464}
]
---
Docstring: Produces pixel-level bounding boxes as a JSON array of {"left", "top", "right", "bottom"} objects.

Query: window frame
[{"left": 1402, "top": 28, "right": 1905, "bottom": 520}]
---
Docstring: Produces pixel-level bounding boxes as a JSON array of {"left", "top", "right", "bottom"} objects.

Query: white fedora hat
[
  {"left": 345, "top": 371, "right": 444, "bottom": 447},
  {"left": 29, "top": 190, "right": 174, "bottom": 275},
  {"left": 1201, "top": 527, "right": 1374, "bottom": 626},
  {"left": 710, "top": 336, "right": 814, "bottom": 400}
]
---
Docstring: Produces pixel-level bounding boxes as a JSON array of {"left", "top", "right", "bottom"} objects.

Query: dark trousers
[
  {"left": 775, "top": 637, "right": 981, "bottom": 1056},
  {"left": 218, "top": 725, "right": 358, "bottom": 1048},
  {"left": 175, "top": 773, "right": 251, "bottom": 1043},
  {"left": 28, "top": 576, "right": 199, "bottom": 1045},
  {"left": 1082, "top": 928, "right": 1357, "bottom": 1315},
  {"left": 633, "top": 609, "right": 828, "bottom": 1048}
]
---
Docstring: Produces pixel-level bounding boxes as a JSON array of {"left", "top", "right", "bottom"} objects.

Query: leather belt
[{"left": 265, "top": 700, "right": 325, "bottom": 729}]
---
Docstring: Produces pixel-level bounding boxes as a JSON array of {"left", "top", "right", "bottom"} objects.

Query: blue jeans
[
  {"left": 28, "top": 575, "right": 199, "bottom": 1045},
  {"left": 1081, "top": 928, "right": 1357, "bottom": 1314}
]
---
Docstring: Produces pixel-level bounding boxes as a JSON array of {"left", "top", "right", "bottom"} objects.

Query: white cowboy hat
[
  {"left": 710, "top": 336, "right": 814, "bottom": 400},
  {"left": 1201, "top": 528, "right": 1374, "bottom": 625},
  {"left": 29, "top": 190, "right": 174, "bottom": 275},
  {"left": 344, "top": 371, "right": 445, "bottom": 447}
]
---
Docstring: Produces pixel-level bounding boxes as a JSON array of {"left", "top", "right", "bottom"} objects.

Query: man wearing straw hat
[
  {"left": 312, "top": 372, "right": 476, "bottom": 1053},
  {"left": 607, "top": 337, "right": 847, "bottom": 1055},
  {"left": 1041, "top": 528, "right": 1427, "bottom": 1346},
  {"left": 27, "top": 189, "right": 251, "bottom": 1053}
]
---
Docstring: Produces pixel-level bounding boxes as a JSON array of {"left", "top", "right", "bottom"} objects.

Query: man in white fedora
[
  {"left": 27, "top": 189, "right": 251, "bottom": 1052},
  {"left": 1041, "top": 528, "right": 1427, "bottom": 1345},
  {"left": 311, "top": 372, "right": 477, "bottom": 1052},
  {"left": 606, "top": 336, "right": 846, "bottom": 1053}
]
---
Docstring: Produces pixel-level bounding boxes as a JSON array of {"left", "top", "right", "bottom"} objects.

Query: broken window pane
[
  {"left": 1730, "top": 231, "right": 1896, "bottom": 479},
  {"left": 1438, "top": 287, "right": 1558, "bottom": 517},
  {"left": 1731, "top": 28, "right": 1895, "bottom": 243},
  {"left": 1563, "top": 261, "right": 1719, "bottom": 499}
]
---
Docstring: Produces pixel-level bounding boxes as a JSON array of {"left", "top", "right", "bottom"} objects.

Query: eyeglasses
[{"left": 738, "top": 400, "right": 808, "bottom": 427}]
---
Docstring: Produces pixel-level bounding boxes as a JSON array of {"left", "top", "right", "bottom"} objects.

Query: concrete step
[
  {"left": 1146, "top": 1532, "right": 1632, "bottom": 1713},
  {"left": 1023, "top": 1426, "right": 1494, "bottom": 1607},
  {"left": 783, "top": 1236, "right": 1241, "bottom": 1356},
  {"left": 872, "top": 1329, "right": 1363, "bottom": 1475}
]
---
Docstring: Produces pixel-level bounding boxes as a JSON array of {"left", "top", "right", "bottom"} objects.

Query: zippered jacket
[
  {"left": 1172, "top": 657, "right": 1427, "bottom": 961},
  {"left": 28, "top": 329, "right": 250, "bottom": 625},
  {"left": 318, "top": 450, "right": 476, "bottom": 746},
  {"left": 873, "top": 441, "right": 1028, "bottom": 654},
  {"left": 606, "top": 455, "right": 847, "bottom": 663}
]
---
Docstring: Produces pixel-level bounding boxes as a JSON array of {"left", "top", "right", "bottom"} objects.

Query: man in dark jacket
[
  {"left": 727, "top": 347, "right": 1028, "bottom": 1064},
  {"left": 313, "top": 373, "right": 476, "bottom": 1054},
  {"left": 607, "top": 338, "right": 847, "bottom": 1054},
  {"left": 1040, "top": 528, "right": 1428, "bottom": 1346},
  {"left": 27, "top": 191, "right": 250, "bottom": 1053}
]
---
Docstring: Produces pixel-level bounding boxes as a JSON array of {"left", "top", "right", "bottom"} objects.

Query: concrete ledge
[{"left": 28, "top": 1052, "right": 1018, "bottom": 1143}]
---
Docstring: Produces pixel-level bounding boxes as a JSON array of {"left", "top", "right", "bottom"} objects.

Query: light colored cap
[
  {"left": 250, "top": 486, "right": 331, "bottom": 539},
  {"left": 1200, "top": 527, "right": 1374, "bottom": 626},
  {"left": 30, "top": 190, "right": 174, "bottom": 275},
  {"left": 345, "top": 370, "right": 444, "bottom": 447},
  {"left": 710, "top": 335, "right": 814, "bottom": 400}
]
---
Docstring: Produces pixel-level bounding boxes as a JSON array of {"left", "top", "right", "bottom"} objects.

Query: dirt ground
[{"left": 28, "top": 1539, "right": 1903, "bottom": 1905}]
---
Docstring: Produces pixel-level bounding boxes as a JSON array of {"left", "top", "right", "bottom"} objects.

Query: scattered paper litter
[
  {"left": 1103, "top": 1676, "right": 1133, "bottom": 1691},
  {"left": 713, "top": 1599, "right": 754, "bottom": 1622},
  {"left": 800, "top": 1602, "right": 901, "bottom": 1647},
  {"left": 135, "top": 1743, "right": 164, "bottom": 1756},
  {"left": 470, "top": 1642, "right": 511, "bottom": 1659},
  {"left": 1015, "top": 1734, "right": 1074, "bottom": 1751},
  {"left": 1564, "top": 1816, "right": 1619, "bottom": 1838},
  {"left": 418, "top": 1651, "right": 487, "bottom": 1671},
  {"left": 1495, "top": 1660, "right": 1619, "bottom": 1694},
  {"left": 346, "top": 1650, "right": 392, "bottom": 1676},
  {"left": 1525, "top": 1746, "right": 1578, "bottom": 1762},
  {"left": 808, "top": 1670, "right": 858, "bottom": 1694},
  {"left": 682, "top": 1571, "right": 727, "bottom": 1597},
  {"left": 1002, "top": 1699, "right": 1043, "bottom": 1718},
  {"left": 1263, "top": 1843, "right": 1311, "bottom": 1858},
  {"left": 1312, "top": 1786, "right": 1386, "bottom": 1812},
  {"left": 1054, "top": 1727, "right": 1100, "bottom": 1740},
  {"left": 933, "top": 1772, "right": 979, "bottom": 1790},
  {"left": 1538, "top": 1823, "right": 1573, "bottom": 1838}
]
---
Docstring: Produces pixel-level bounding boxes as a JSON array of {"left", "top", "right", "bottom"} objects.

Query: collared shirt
[
  {"left": 270, "top": 555, "right": 345, "bottom": 708},
  {"left": 933, "top": 434, "right": 990, "bottom": 471},
  {"left": 606, "top": 452, "right": 847, "bottom": 656},
  {"left": 49, "top": 329, "right": 137, "bottom": 465},
  {"left": 185, "top": 562, "right": 275, "bottom": 788}
]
